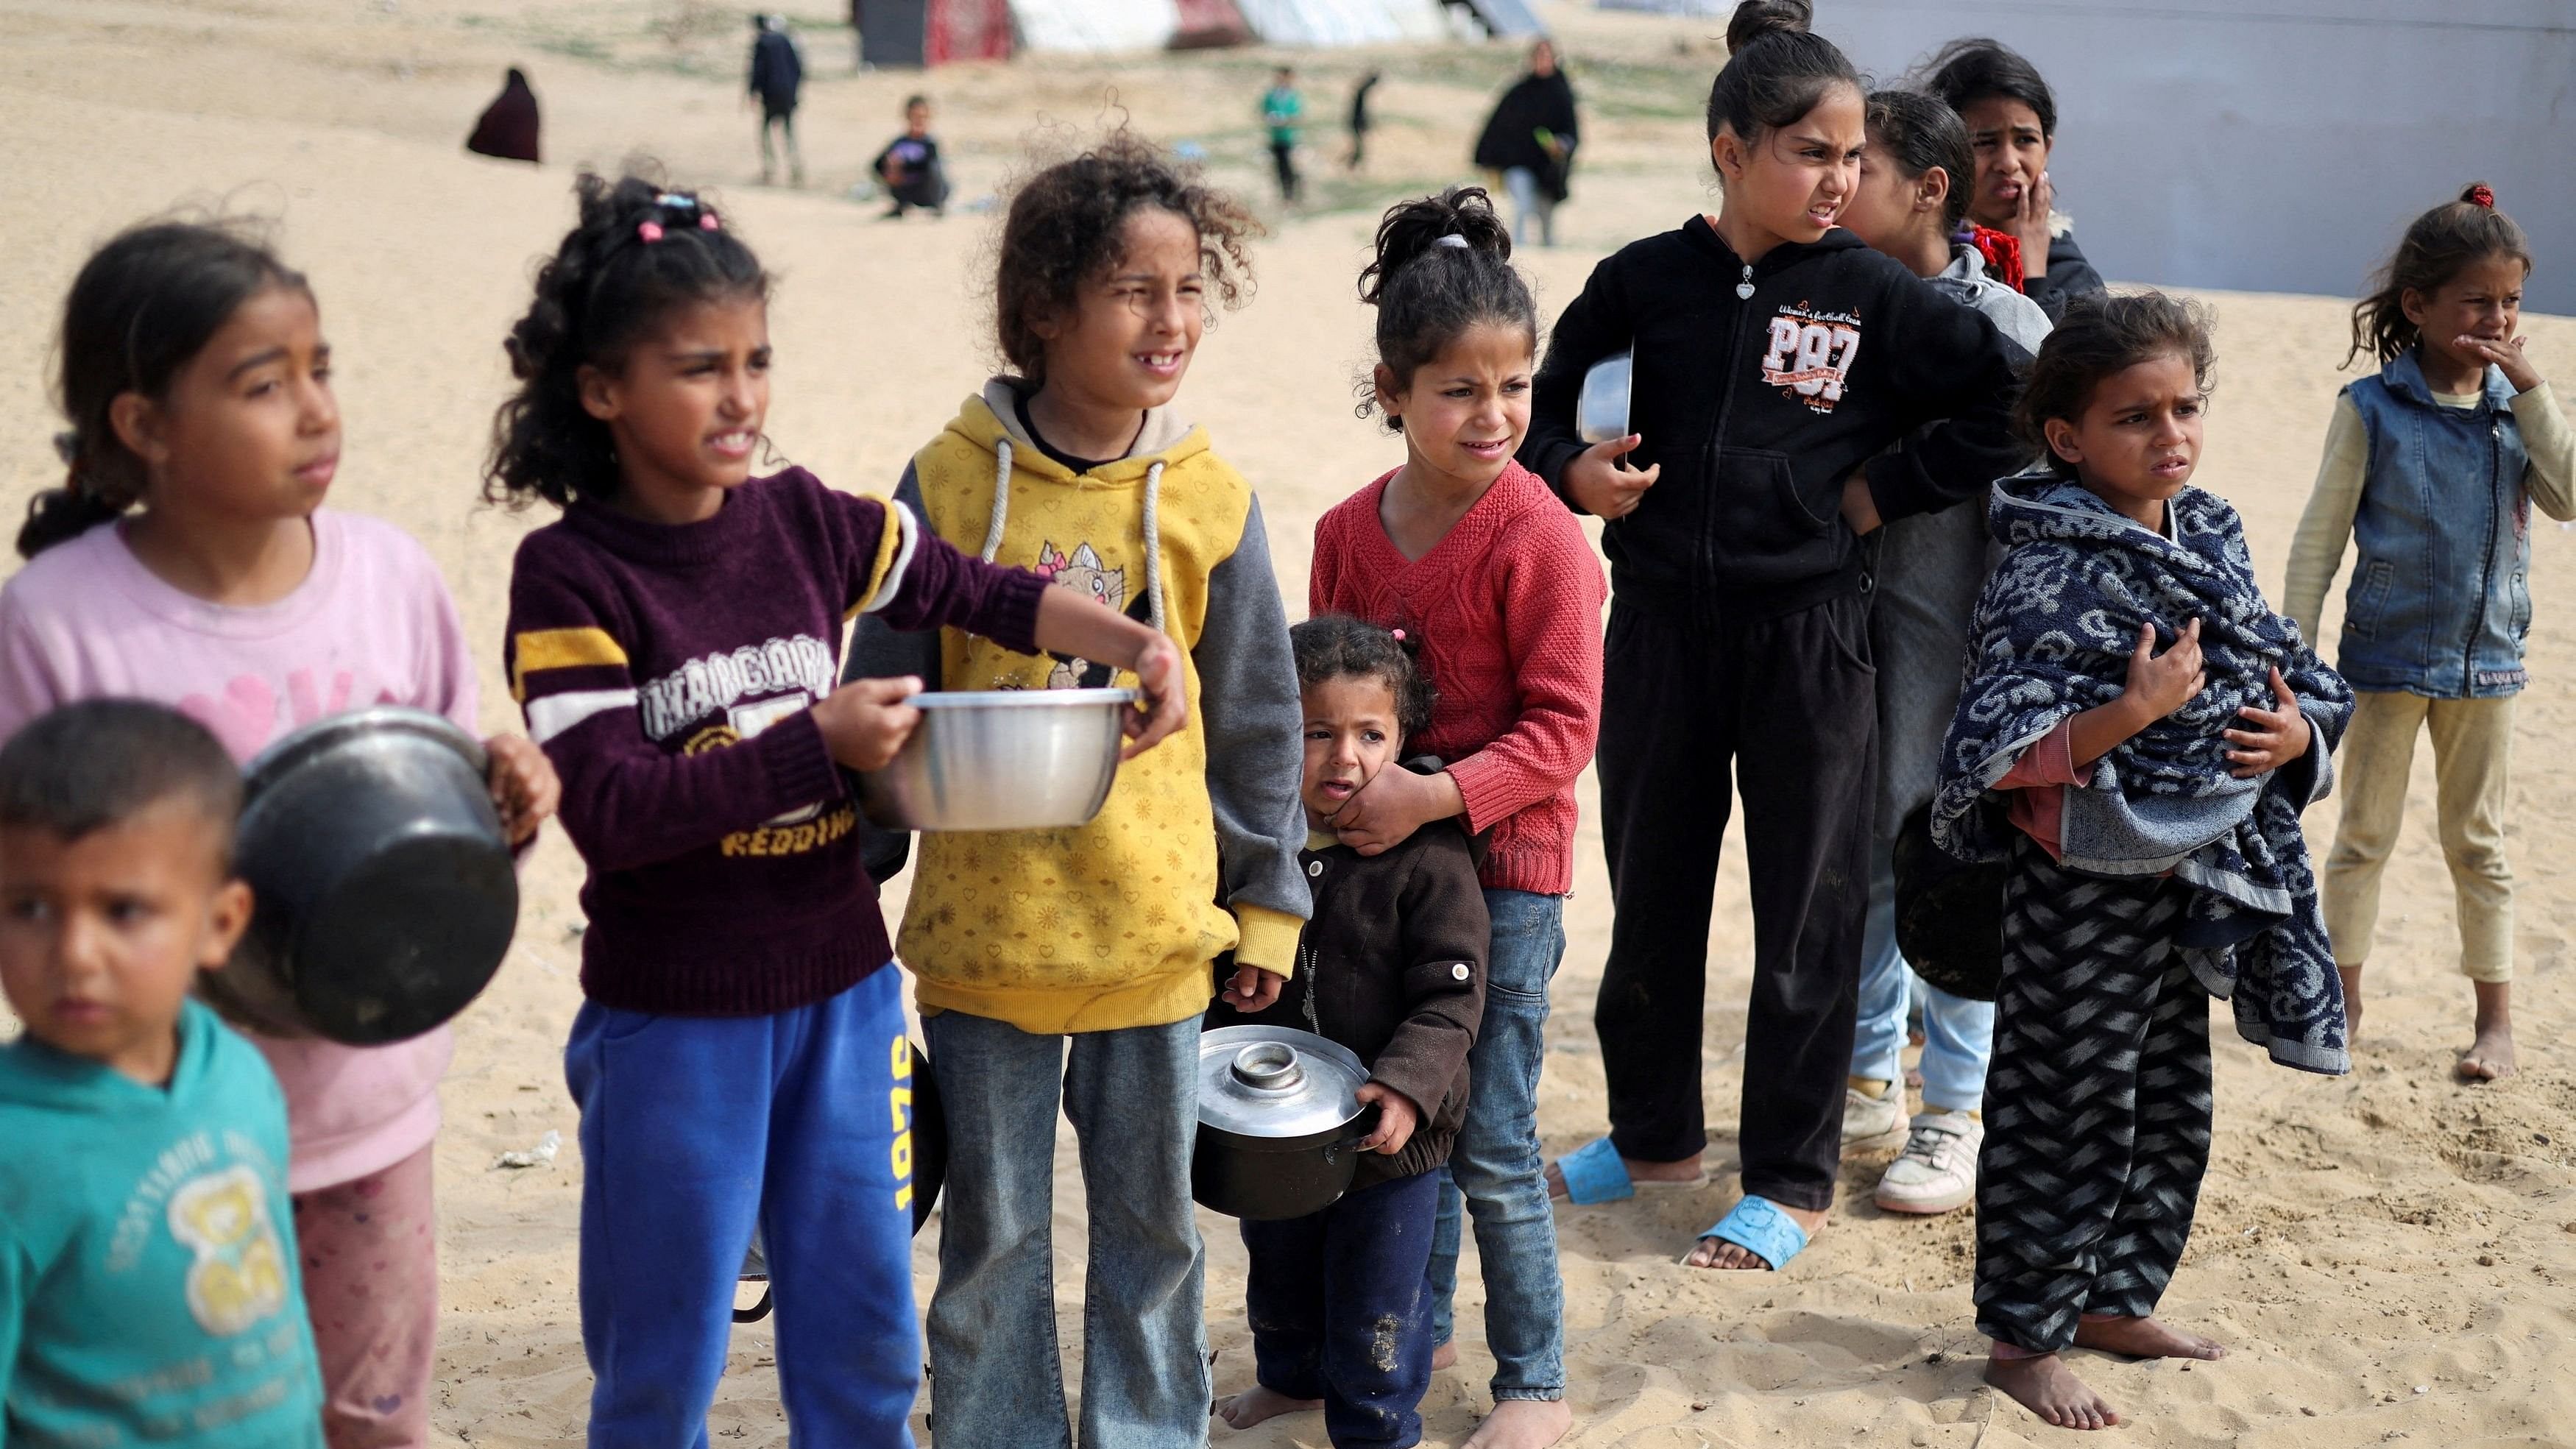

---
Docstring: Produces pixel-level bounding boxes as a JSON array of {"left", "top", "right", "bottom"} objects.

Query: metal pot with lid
[{"left": 1192, "top": 1024, "right": 1380, "bottom": 1222}]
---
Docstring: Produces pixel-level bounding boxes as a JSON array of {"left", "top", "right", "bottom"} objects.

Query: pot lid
[{"left": 1197, "top": 1024, "right": 1367, "bottom": 1138}]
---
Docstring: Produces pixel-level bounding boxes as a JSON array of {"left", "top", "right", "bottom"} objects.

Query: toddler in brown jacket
[{"left": 1211, "top": 616, "right": 1488, "bottom": 1448}]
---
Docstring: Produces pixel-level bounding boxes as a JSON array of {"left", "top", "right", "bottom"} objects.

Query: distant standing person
[
  {"left": 874, "top": 94, "right": 950, "bottom": 219},
  {"left": 749, "top": 14, "right": 805, "bottom": 187},
  {"left": 1921, "top": 38, "right": 2105, "bottom": 321},
  {"left": 1347, "top": 70, "right": 1382, "bottom": 171},
  {"left": 1472, "top": 40, "right": 1577, "bottom": 248},
  {"left": 464, "top": 66, "right": 539, "bottom": 163},
  {"left": 1262, "top": 65, "right": 1303, "bottom": 203}
]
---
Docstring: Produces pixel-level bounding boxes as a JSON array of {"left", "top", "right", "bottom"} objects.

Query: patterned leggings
[{"left": 1975, "top": 843, "right": 2213, "bottom": 1353}]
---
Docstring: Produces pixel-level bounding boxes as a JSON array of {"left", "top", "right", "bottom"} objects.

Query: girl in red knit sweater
[{"left": 1307, "top": 187, "right": 1603, "bottom": 1449}]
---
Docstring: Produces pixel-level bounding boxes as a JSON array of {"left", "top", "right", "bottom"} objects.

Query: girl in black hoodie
[{"left": 1524, "top": 0, "right": 2024, "bottom": 1274}]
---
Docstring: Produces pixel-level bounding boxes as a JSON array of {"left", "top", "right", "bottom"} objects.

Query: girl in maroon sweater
[
  {"left": 489, "top": 174, "right": 1183, "bottom": 1449},
  {"left": 1306, "top": 187, "right": 1602, "bottom": 1448}
]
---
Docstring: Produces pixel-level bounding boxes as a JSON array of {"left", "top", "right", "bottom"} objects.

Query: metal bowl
[
  {"left": 856, "top": 688, "right": 1135, "bottom": 832},
  {"left": 1577, "top": 347, "right": 1633, "bottom": 444}
]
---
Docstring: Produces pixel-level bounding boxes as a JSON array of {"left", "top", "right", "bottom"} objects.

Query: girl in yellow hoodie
[{"left": 849, "top": 134, "right": 1308, "bottom": 1448}]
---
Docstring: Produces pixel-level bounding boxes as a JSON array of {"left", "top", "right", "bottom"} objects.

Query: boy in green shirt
[
  {"left": 0, "top": 700, "right": 322, "bottom": 1448},
  {"left": 1261, "top": 65, "right": 1303, "bottom": 203}
]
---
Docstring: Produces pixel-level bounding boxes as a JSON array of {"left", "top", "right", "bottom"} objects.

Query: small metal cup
[{"left": 1577, "top": 348, "right": 1633, "bottom": 444}]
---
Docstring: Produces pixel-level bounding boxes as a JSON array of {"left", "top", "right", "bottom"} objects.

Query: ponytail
[
  {"left": 36, "top": 219, "right": 305, "bottom": 559},
  {"left": 1356, "top": 188, "right": 1536, "bottom": 429}
]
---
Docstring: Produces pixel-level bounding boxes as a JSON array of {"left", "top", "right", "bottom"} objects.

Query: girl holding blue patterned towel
[{"left": 1930, "top": 291, "right": 2353, "bottom": 1433}]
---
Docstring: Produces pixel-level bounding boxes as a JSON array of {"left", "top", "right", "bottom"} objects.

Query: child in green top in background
[
  {"left": 1262, "top": 65, "right": 1303, "bottom": 203},
  {"left": 0, "top": 701, "right": 322, "bottom": 1448}
]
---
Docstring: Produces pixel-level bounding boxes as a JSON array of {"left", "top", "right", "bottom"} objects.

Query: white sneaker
[
  {"left": 1841, "top": 1084, "right": 1908, "bottom": 1154},
  {"left": 1874, "top": 1110, "right": 1982, "bottom": 1215}
]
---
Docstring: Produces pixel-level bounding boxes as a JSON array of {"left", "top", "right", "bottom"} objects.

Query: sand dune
[{"left": 4, "top": 1, "right": 2573, "bottom": 1443}]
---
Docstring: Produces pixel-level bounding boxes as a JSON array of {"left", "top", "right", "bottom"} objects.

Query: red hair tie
[
  {"left": 2468, "top": 184, "right": 2497, "bottom": 209},
  {"left": 1963, "top": 225, "right": 2026, "bottom": 294}
]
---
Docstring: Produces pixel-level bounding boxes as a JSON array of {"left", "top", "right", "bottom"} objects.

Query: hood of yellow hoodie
[{"left": 951, "top": 378, "right": 1209, "bottom": 485}]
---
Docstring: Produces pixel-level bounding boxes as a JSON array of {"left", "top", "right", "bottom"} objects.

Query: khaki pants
[{"left": 2323, "top": 690, "right": 2516, "bottom": 982}]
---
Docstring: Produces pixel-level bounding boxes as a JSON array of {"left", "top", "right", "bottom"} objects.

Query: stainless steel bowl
[
  {"left": 857, "top": 688, "right": 1135, "bottom": 832},
  {"left": 1576, "top": 347, "right": 1633, "bottom": 444}
]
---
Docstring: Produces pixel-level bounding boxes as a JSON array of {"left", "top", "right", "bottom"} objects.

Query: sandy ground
[{"left": 4, "top": 0, "right": 2575, "bottom": 1443}]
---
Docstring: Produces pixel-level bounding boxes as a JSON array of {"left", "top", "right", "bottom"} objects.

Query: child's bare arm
[{"left": 1030, "top": 587, "right": 1187, "bottom": 757}]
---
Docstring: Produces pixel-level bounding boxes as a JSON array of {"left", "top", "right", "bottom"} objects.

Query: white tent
[
  {"left": 1009, "top": 0, "right": 1178, "bottom": 53},
  {"left": 1234, "top": 0, "right": 1448, "bottom": 46}
]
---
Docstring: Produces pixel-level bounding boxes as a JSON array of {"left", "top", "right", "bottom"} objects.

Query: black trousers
[
  {"left": 1271, "top": 141, "right": 1300, "bottom": 202},
  {"left": 1241, "top": 1169, "right": 1440, "bottom": 1448},
  {"left": 1975, "top": 843, "right": 2212, "bottom": 1352},
  {"left": 1594, "top": 592, "right": 1876, "bottom": 1212}
]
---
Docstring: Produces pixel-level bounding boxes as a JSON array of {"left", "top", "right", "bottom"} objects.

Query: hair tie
[
  {"left": 637, "top": 220, "right": 665, "bottom": 243},
  {"left": 698, "top": 211, "right": 721, "bottom": 230},
  {"left": 2468, "top": 184, "right": 2496, "bottom": 209},
  {"left": 1390, "top": 628, "right": 1407, "bottom": 642},
  {"left": 1432, "top": 234, "right": 1471, "bottom": 250}
]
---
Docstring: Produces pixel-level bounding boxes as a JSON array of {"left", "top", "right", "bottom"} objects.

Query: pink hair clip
[
  {"left": 698, "top": 211, "right": 721, "bottom": 230},
  {"left": 637, "top": 220, "right": 666, "bottom": 243},
  {"left": 1390, "top": 628, "right": 1407, "bottom": 642}
]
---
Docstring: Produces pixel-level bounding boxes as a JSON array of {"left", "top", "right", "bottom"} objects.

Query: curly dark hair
[
  {"left": 1291, "top": 614, "right": 1437, "bottom": 741},
  {"left": 1356, "top": 188, "right": 1536, "bottom": 432},
  {"left": 29, "top": 219, "right": 307, "bottom": 560},
  {"left": 2347, "top": 182, "right": 2530, "bottom": 369},
  {"left": 2018, "top": 290, "right": 2216, "bottom": 479},
  {"left": 484, "top": 171, "right": 770, "bottom": 510},
  {"left": 994, "top": 132, "right": 1258, "bottom": 383}
]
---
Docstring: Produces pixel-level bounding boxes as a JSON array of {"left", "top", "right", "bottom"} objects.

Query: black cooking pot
[
  {"left": 208, "top": 708, "right": 520, "bottom": 1045},
  {"left": 905, "top": 1037, "right": 947, "bottom": 1235},
  {"left": 1192, "top": 1025, "right": 1378, "bottom": 1222},
  {"left": 1890, "top": 802, "right": 2006, "bottom": 1002}
]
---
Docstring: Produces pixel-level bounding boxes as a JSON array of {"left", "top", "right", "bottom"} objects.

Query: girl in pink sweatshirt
[{"left": 0, "top": 219, "right": 559, "bottom": 1449}]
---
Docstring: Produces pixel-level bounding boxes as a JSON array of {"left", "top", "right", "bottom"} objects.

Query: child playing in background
[
  {"left": 491, "top": 174, "right": 1183, "bottom": 1448},
  {"left": 1263, "top": 66, "right": 1303, "bottom": 203},
  {"left": 1211, "top": 616, "right": 1487, "bottom": 1449},
  {"left": 2285, "top": 184, "right": 2574, "bottom": 1081},
  {"left": 844, "top": 135, "right": 1305, "bottom": 1448},
  {"left": 1308, "top": 187, "right": 1598, "bottom": 1448},
  {"left": 0, "top": 219, "right": 559, "bottom": 1449},
  {"left": 1830, "top": 86, "right": 2050, "bottom": 1216},
  {"left": 0, "top": 701, "right": 318, "bottom": 1448},
  {"left": 1523, "top": 2, "right": 2025, "bottom": 1277},
  {"left": 1919, "top": 38, "right": 2105, "bottom": 322},
  {"left": 874, "top": 94, "right": 949, "bottom": 219},
  {"left": 1931, "top": 292, "right": 2352, "bottom": 1431}
]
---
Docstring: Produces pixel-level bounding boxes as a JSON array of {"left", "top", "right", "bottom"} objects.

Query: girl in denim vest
[{"left": 2284, "top": 183, "right": 2576, "bottom": 1081}]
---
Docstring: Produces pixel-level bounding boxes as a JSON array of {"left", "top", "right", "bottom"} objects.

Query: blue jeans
[
  {"left": 1426, "top": 888, "right": 1567, "bottom": 1401},
  {"left": 1501, "top": 166, "right": 1555, "bottom": 248},
  {"left": 1853, "top": 838, "right": 1994, "bottom": 1113},
  {"left": 565, "top": 968, "right": 921, "bottom": 1449},
  {"left": 919, "top": 1009, "right": 1206, "bottom": 1448},
  {"left": 1240, "top": 1170, "right": 1440, "bottom": 1448}
]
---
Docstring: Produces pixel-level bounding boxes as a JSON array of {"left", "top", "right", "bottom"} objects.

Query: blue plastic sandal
[
  {"left": 1696, "top": 1195, "right": 1811, "bottom": 1271},
  {"left": 1553, "top": 1136, "right": 1709, "bottom": 1205}
]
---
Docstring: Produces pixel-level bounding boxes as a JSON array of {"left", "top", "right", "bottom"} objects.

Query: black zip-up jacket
[
  {"left": 1209, "top": 810, "right": 1487, "bottom": 1189},
  {"left": 1521, "top": 218, "right": 2026, "bottom": 617},
  {"left": 2024, "top": 227, "right": 2107, "bottom": 324}
]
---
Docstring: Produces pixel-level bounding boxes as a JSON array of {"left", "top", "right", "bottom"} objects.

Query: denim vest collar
[{"left": 2379, "top": 348, "right": 2516, "bottom": 415}]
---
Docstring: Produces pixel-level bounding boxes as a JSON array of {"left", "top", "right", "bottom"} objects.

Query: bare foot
[
  {"left": 1682, "top": 1203, "right": 1827, "bottom": 1269},
  {"left": 1984, "top": 1352, "right": 2119, "bottom": 1430},
  {"left": 1462, "top": 1396, "right": 1573, "bottom": 1449},
  {"left": 2458, "top": 982, "right": 2516, "bottom": 1081},
  {"left": 2073, "top": 1315, "right": 2226, "bottom": 1361},
  {"left": 1543, "top": 1152, "right": 1703, "bottom": 1200},
  {"left": 1213, "top": 1386, "right": 1320, "bottom": 1431},
  {"left": 2339, "top": 963, "right": 2364, "bottom": 1039},
  {"left": 1431, "top": 1341, "right": 1458, "bottom": 1372}
]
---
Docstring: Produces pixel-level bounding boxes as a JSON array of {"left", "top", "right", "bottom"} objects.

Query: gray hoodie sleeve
[
  {"left": 844, "top": 463, "right": 945, "bottom": 885},
  {"left": 1199, "top": 495, "right": 1313, "bottom": 931}
]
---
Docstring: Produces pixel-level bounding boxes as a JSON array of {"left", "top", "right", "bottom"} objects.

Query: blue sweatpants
[
  {"left": 565, "top": 967, "right": 921, "bottom": 1448},
  {"left": 1239, "top": 1169, "right": 1441, "bottom": 1448}
]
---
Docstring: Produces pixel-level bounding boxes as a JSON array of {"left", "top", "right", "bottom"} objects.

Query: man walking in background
[{"left": 749, "top": 14, "right": 804, "bottom": 187}]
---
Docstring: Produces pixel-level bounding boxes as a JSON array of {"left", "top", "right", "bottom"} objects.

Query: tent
[
  {"left": 1009, "top": 0, "right": 1181, "bottom": 53},
  {"left": 1235, "top": 0, "right": 1447, "bottom": 46},
  {"left": 1448, "top": 0, "right": 1546, "bottom": 36},
  {"left": 856, "top": 0, "right": 1011, "bottom": 65},
  {"left": 1170, "top": 0, "right": 1254, "bottom": 49}
]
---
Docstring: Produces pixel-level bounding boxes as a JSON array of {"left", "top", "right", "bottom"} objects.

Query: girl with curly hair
[
  {"left": 846, "top": 132, "right": 1307, "bottom": 1448},
  {"left": 492, "top": 171, "right": 1185, "bottom": 1448}
]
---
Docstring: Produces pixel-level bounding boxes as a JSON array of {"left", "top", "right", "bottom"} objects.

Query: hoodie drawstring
[{"left": 981, "top": 436, "right": 1169, "bottom": 640}]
